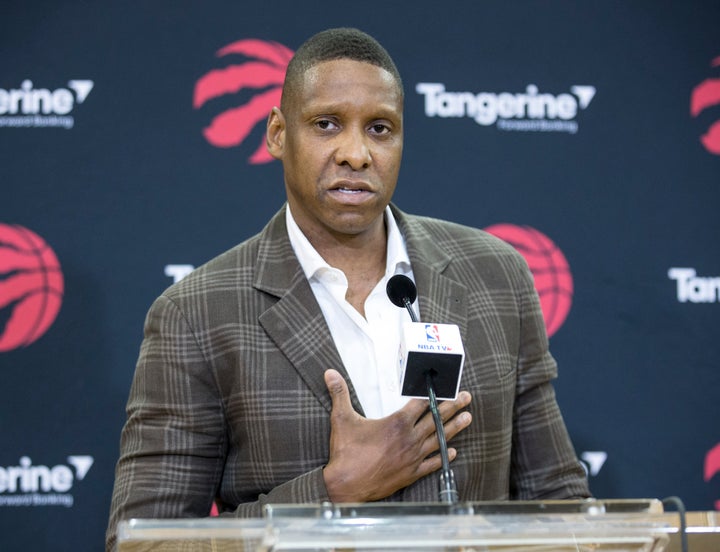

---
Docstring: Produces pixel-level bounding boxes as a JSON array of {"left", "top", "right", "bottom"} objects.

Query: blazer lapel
[
  {"left": 253, "top": 206, "right": 366, "bottom": 416},
  {"left": 392, "top": 205, "right": 469, "bottom": 338}
]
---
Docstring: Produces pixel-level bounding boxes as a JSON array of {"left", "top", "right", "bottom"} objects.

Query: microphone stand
[
  {"left": 426, "top": 371, "right": 459, "bottom": 504},
  {"left": 399, "top": 290, "right": 459, "bottom": 504}
]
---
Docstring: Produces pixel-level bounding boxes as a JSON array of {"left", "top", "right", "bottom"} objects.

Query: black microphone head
[{"left": 386, "top": 274, "right": 417, "bottom": 308}]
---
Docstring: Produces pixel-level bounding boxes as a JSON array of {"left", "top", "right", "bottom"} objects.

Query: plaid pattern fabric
[{"left": 106, "top": 204, "right": 590, "bottom": 550}]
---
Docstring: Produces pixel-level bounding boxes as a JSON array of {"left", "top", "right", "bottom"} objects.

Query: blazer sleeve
[
  {"left": 105, "top": 294, "right": 330, "bottom": 551},
  {"left": 509, "top": 259, "right": 591, "bottom": 500}
]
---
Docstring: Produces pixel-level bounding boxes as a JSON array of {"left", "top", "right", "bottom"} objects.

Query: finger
[
  {"left": 390, "top": 398, "right": 431, "bottom": 429},
  {"left": 324, "top": 369, "right": 354, "bottom": 419},
  {"left": 416, "top": 447, "right": 458, "bottom": 478},
  {"left": 437, "top": 391, "right": 472, "bottom": 422},
  {"left": 412, "top": 391, "right": 472, "bottom": 438},
  {"left": 417, "top": 410, "right": 472, "bottom": 459},
  {"left": 443, "top": 411, "right": 472, "bottom": 442}
]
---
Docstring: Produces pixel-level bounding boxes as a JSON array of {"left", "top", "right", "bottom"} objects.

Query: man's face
[{"left": 268, "top": 58, "right": 403, "bottom": 245}]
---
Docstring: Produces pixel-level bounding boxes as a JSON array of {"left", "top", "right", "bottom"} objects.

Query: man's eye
[
  {"left": 316, "top": 119, "right": 338, "bottom": 130},
  {"left": 370, "top": 123, "right": 390, "bottom": 135}
]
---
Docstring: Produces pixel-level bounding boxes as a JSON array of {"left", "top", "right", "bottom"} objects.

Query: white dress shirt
[{"left": 286, "top": 206, "right": 418, "bottom": 418}]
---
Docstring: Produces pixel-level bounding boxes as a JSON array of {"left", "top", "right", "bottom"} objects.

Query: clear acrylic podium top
[{"left": 118, "top": 499, "right": 674, "bottom": 551}]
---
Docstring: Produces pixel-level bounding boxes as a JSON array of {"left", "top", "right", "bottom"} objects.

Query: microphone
[
  {"left": 386, "top": 273, "right": 419, "bottom": 322},
  {"left": 387, "top": 276, "right": 464, "bottom": 400},
  {"left": 386, "top": 274, "right": 461, "bottom": 504}
]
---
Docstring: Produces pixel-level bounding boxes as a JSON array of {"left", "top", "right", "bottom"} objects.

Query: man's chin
[{"left": 326, "top": 211, "right": 387, "bottom": 240}]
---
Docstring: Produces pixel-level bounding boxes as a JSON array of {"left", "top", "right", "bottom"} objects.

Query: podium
[{"left": 117, "top": 499, "right": 686, "bottom": 551}]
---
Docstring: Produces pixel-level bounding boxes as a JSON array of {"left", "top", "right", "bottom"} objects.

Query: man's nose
[{"left": 334, "top": 127, "right": 371, "bottom": 170}]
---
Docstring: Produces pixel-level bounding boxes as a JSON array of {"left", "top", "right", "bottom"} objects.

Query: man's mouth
[
  {"left": 331, "top": 180, "right": 372, "bottom": 193},
  {"left": 328, "top": 181, "right": 374, "bottom": 204}
]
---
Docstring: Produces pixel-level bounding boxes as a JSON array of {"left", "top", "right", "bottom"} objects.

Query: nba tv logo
[{"left": 425, "top": 324, "right": 440, "bottom": 343}]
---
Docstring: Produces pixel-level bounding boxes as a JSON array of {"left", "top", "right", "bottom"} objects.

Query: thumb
[{"left": 324, "top": 369, "right": 353, "bottom": 417}]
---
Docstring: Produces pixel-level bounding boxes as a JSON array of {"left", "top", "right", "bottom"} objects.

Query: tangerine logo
[
  {"left": 194, "top": 39, "right": 294, "bottom": 164},
  {"left": 484, "top": 224, "right": 573, "bottom": 337},
  {"left": 0, "top": 79, "right": 94, "bottom": 130},
  {"left": 690, "top": 55, "right": 720, "bottom": 155},
  {"left": 0, "top": 224, "right": 63, "bottom": 352},
  {"left": 416, "top": 82, "right": 596, "bottom": 134}
]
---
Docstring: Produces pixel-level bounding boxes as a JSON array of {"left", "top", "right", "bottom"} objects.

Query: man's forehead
[
  {"left": 298, "top": 59, "right": 402, "bottom": 104},
  {"left": 281, "top": 58, "right": 403, "bottom": 121}
]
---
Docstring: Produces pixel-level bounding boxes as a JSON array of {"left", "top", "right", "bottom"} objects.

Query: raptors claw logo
[
  {"left": 194, "top": 39, "right": 294, "bottom": 164},
  {"left": 690, "top": 55, "right": 720, "bottom": 156}
]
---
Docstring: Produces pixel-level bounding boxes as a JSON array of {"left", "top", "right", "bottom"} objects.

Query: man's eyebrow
[{"left": 302, "top": 101, "right": 402, "bottom": 118}]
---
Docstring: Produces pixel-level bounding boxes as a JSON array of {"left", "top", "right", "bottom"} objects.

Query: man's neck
[{"left": 315, "top": 224, "right": 387, "bottom": 318}]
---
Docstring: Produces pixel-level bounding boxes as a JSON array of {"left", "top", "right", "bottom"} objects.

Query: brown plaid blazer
[{"left": 106, "top": 204, "right": 590, "bottom": 549}]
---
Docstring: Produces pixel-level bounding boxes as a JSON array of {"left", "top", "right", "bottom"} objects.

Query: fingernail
[{"left": 325, "top": 369, "right": 342, "bottom": 388}]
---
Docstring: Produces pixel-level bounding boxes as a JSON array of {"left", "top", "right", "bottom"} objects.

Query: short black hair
[{"left": 281, "top": 27, "right": 403, "bottom": 111}]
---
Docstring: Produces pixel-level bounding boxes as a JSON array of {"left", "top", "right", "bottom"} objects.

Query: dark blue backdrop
[{"left": 2, "top": 1, "right": 719, "bottom": 550}]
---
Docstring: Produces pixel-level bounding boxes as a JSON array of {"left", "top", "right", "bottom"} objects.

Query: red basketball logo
[
  {"left": 690, "top": 55, "right": 720, "bottom": 156},
  {"left": 194, "top": 39, "right": 294, "bottom": 164},
  {"left": 704, "top": 443, "right": 720, "bottom": 510},
  {"left": 485, "top": 224, "right": 573, "bottom": 337},
  {"left": 0, "top": 224, "right": 64, "bottom": 352}
]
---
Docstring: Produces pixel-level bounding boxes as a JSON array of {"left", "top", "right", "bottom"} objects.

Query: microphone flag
[{"left": 398, "top": 322, "right": 465, "bottom": 400}]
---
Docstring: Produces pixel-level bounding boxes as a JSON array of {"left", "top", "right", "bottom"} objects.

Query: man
[{"left": 106, "top": 27, "right": 590, "bottom": 550}]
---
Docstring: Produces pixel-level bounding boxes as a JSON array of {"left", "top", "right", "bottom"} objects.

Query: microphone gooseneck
[
  {"left": 386, "top": 275, "right": 459, "bottom": 504},
  {"left": 426, "top": 371, "right": 459, "bottom": 504}
]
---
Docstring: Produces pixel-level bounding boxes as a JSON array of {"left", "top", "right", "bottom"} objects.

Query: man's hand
[{"left": 322, "top": 368, "right": 472, "bottom": 503}]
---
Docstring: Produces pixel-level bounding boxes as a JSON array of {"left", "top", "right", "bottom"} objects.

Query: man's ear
[{"left": 266, "top": 107, "right": 285, "bottom": 160}]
